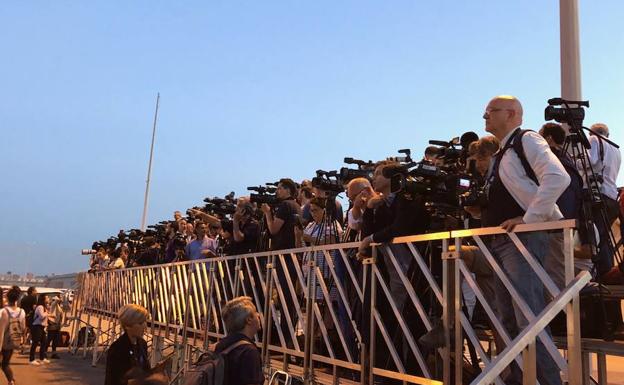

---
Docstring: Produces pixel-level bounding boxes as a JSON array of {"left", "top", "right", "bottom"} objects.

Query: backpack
[
  {"left": 182, "top": 340, "right": 252, "bottom": 385},
  {"left": 3, "top": 308, "right": 24, "bottom": 350},
  {"left": 512, "top": 129, "right": 583, "bottom": 220}
]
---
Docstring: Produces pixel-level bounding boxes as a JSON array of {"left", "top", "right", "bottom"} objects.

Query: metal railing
[{"left": 70, "top": 220, "right": 587, "bottom": 385}]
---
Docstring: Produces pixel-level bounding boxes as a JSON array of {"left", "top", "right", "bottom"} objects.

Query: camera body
[{"left": 312, "top": 170, "right": 344, "bottom": 195}]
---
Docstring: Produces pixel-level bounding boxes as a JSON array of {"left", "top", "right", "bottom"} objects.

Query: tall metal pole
[
  {"left": 560, "top": 0, "right": 582, "bottom": 100},
  {"left": 140, "top": 93, "right": 160, "bottom": 232}
]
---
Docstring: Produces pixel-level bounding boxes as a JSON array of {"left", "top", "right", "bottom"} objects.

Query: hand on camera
[{"left": 261, "top": 203, "right": 271, "bottom": 215}]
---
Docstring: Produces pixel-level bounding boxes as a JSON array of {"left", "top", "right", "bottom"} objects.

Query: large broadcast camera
[
  {"left": 248, "top": 185, "right": 280, "bottom": 205},
  {"left": 544, "top": 97, "right": 591, "bottom": 148},
  {"left": 203, "top": 192, "right": 237, "bottom": 216},
  {"left": 312, "top": 170, "right": 344, "bottom": 195},
  {"left": 384, "top": 132, "right": 480, "bottom": 218},
  {"left": 339, "top": 156, "right": 375, "bottom": 182}
]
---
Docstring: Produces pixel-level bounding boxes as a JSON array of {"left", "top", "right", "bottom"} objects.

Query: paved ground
[
  {"left": 5, "top": 346, "right": 624, "bottom": 385},
  {"left": 9, "top": 347, "right": 104, "bottom": 385}
]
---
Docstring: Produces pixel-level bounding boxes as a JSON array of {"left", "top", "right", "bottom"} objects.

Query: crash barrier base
[{"left": 70, "top": 220, "right": 604, "bottom": 385}]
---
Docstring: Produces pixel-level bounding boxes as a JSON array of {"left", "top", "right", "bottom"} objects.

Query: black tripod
[{"left": 558, "top": 100, "right": 622, "bottom": 339}]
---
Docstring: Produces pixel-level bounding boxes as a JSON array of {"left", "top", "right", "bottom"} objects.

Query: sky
[{"left": 1, "top": 1, "right": 623, "bottom": 275}]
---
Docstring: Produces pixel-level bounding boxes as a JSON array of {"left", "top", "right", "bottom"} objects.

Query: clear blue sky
[{"left": 1, "top": 1, "right": 622, "bottom": 275}]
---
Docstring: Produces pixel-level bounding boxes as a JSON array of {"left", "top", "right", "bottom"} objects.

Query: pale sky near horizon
[{"left": 1, "top": 1, "right": 623, "bottom": 275}]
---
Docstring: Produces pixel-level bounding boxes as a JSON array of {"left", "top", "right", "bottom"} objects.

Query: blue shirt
[{"left": 185, "top": 236, "right": 218, "bottom": 260}]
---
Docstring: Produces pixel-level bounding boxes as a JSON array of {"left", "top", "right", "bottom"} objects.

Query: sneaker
[
  {"left": 29, "top": 360, "right": 41, "bottom": 366},
  {"left": 41, "top": 358, "right": 51, "bottom": 364}
]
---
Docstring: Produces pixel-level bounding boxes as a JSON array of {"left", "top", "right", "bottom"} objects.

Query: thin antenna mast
[{"left": 140, "top": 93, "right": 160, "bottom": 231}]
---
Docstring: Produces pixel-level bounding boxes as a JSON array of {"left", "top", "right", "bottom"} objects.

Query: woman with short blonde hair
[{"left": 105, "top": 304, "right": 151, "bottom": 385}]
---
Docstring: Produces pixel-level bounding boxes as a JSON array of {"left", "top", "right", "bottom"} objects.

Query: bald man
[
  {"left": 479, "top": 95, "right": 569, "bottom": 385},
  {"left": 346, "top": 177, "right": 376, "bottom": 231}
]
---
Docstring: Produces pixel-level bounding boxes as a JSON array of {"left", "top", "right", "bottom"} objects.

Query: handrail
[{"left": 471, "top": 271, "right": 591, "bottom": 385}]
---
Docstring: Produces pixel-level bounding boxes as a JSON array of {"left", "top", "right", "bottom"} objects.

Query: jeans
[
  {"left": 29, "top": 325, "right": 48, "bottom": 361},
  {"left": 491, "top": 232, "right": 562, "bottom": 385}
]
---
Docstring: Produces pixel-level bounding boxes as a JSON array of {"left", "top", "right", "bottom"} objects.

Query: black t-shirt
[
  {"left": 214, "top": 333, "right": 263, "bottom": 385},
  {"left": 20, "top": 295, "right": 36, "bottom": 315},
  {"left": 361, "top": 193, "right": 429, "bottom": 243},
  {"left": 229, "top": 218, "right": 260, "bottom": 255},
  {"left": 271, "top": 198, "right": 302, "bottom": 250}
]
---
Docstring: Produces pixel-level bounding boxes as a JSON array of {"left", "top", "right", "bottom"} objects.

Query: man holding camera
[
  {"left": 261, "top": 178, "right": 302, "bottom": 251},
  {"left": 467, "top": 95, "right": 569, "bottom": 385},
  {"left": 231, "top": 197, "right": 260, "bottom": 255}
]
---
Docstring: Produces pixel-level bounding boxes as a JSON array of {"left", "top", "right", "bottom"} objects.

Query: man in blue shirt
[{"left": 184, "top": 222, "right": 218, "bottom": 260}]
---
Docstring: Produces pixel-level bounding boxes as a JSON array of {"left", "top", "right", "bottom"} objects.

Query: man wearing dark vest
[{"left": 468, "top": 95, "right": 569, "bottom": 385}]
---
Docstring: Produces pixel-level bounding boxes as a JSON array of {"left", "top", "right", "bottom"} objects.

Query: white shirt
[
  {"left": 496, "top": 128, "right": 570, "bottom": 224},
  {"left": 587, "top": 134, "right": 621, "bottom": 200}
]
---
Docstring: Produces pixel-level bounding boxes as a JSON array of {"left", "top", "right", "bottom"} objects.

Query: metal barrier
[{"left": 71, "top": 220, "right": 588, "bottom": 385}]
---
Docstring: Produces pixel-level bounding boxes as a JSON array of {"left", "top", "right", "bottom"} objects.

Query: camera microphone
[{"left": 429, "top": 140, "right": 451, "bottom": 147}]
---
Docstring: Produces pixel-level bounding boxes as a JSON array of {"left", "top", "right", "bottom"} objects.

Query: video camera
[
  {"left": 203, "top": 192, "right": 237, "bottom": 216},
  {"left": 248, "top": 184, "right": 280, "bottom": 206},
  {"left": 545, "top": 97, "right": 591, "bottom": 148},
  {"left": 311, "top": 170, "right": 344, "bottom": 195}
]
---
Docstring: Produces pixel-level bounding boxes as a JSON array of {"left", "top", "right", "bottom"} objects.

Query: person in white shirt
[
  {"left": 29, "top": 295, "right": 50, "bottom": 365},
  {"left": 467, "top": 95, "right": 568, "bottom": 385},
  {"left": 587, "top": 123, "right": 621, "bottom": 276}
]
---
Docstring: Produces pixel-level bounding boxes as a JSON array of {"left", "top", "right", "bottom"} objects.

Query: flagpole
[{"left": 140, "top": 93, "right": 160, "bottom": 232}]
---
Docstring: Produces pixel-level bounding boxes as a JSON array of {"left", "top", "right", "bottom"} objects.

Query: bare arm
[{"left": 188, "top": 209, "right": 221, "bottom": 226}]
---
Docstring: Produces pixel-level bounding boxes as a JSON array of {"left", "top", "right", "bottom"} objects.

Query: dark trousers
[
  {"left": 48, "top": 329, "right": 60, "bottom": 352},
  {"left": 30, "top": 325, "right": 48, "bottom": 361},
  {"left": 594, "top": 194, "right": 620, "bottom": 275},
  {"left": 1, "top": 349, "right": 14, "bottom": 382}
]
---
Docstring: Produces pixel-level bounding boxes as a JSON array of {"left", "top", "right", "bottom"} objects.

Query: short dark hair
[
  {"left": 279, "top": 178, "right": 298, "bottom": 197},
  {"left": 540, "top": 122, "right": 566, "bottom": 145},
  {"left": 27, "top": 286, "right": 36, "bottom": 295},
  {"left": 7, "top": 286, "right": 21, "bottom": 305},
  {"left": 424, "top": 146, "right": 439, "bottom": 157}
]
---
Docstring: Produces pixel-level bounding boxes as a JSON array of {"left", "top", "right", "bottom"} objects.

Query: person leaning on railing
[
  {"left": 350, "top": 161, "right": 431, "bottom": 373},
  {"left": 105, "top": 304, "right": 151, "bottom": 385},
  {"left": 463, "top": 95, "right": 570, "bottom": 385}
]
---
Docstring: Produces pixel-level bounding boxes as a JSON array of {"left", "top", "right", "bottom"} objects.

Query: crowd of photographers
[{"left": 86, "top": 95, "right": 622, "bottom": 384}]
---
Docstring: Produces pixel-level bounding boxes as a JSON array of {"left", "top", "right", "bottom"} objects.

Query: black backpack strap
[
  {"left": 512, "top": 129, "right": 539, "bottom": 185},
  {"left": 221, "top": 339, "right": 253, "bottom": 355}
]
